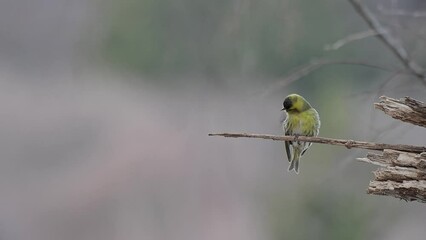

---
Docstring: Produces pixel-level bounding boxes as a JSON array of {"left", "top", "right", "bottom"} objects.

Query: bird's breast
[{"left": 286, "top": 115, "right": 303, "bottom": 134}]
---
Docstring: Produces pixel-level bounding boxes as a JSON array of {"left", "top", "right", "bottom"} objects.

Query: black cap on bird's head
[
  {"left": 282, "top": 97, "right": 292, "bottom": 111},
  {"left": 281, "top": 94, "right": 312, "bottom": 112}
]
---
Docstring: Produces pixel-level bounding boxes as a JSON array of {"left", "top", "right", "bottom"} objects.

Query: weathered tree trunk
[{"left": 359, "top": 96, "right": 426, "bottom": 203}]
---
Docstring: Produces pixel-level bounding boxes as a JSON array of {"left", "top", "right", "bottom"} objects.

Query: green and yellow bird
[{"left": 282, "top": 94, "right": 320, "bottom": 173}]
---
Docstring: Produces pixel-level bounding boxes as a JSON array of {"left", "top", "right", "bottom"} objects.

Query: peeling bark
[
  {"left": 359, "top": 150, "right": 426, "bottom": 202},
  {"left": 368, "top": 180, "right": 426, "bottom": 203},
  {"left": 375, "top": 96, "right": 426, "bottom": 127},
  {"left": 361, "top": 96, "right": 426, "bottom": 203}
]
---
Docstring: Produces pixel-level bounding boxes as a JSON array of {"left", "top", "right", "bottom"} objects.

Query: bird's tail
[{"left": 288, "top": 148, "right": 301, "bottom": 174}]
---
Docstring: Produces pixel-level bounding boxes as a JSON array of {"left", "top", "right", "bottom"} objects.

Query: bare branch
[
  {"left": 208, "top": 133, "right": 426, "bottom": 153},
  {"left": 348, "top": 0, "right": 426, "bottom": 85},
  {"left": 324, "top": 30, "right": 378, "bottom": 51},
  {"left": 375, "top": 96, "right": 426, "bottom": 128}
]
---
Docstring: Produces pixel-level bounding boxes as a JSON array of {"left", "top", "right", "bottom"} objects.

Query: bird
[{"left": 282, "top": 94, "right": 320, "bottom": 173}]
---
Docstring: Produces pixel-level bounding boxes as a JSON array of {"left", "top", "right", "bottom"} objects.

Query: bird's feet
[
  {"left": 293, "top": 134, "right": 300, "bottom": 142},
  {"left": 345, "top": 140, "right": 355, "bottom": 149}
]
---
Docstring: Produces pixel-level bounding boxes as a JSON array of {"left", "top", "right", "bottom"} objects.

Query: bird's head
[{"left": 281, "top": 94, "right": 312, "bottom": 112}]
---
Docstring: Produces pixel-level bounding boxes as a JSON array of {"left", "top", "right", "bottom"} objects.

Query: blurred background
[{"left": 1, "top": 0, "right": 426, "bottom": 239}]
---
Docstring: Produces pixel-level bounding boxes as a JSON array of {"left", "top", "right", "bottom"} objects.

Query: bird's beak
[{"left": 281, "top": 107, "right": 285, "bottom": 111}]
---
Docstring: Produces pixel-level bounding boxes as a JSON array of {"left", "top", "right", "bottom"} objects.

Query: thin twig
[
  {"left": 208, "top": 133, "right": 426, "bottom": 153},
  {"left": 259, "top": 58, "right": 404, "bottom": 97},
  {"left": 377, "top": 5, "right": 426, "bottom": 18},
  {"left": 324, "top": 30, "right": 378, "bottom": 51},
  {"left": 345, "top": 71, "right": 402, "bottom": 98},
  {"left": 366, "top": 71, "right": 403, "bottom": 139},
  {"left": 348, "top": 0, "right": 426, "bottom": 85}
]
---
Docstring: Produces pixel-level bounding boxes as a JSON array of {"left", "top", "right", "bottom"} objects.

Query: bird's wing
[
  {"left": 282, "top": 114, "right": 293, "bottom": 162},
  {"left": 284, "top": 125, "right": 292, "bottom": 162},
  {"left": 285, "top": 140, "right": 292, "bottom": 162},
  {"left": 301, "top": 111, "right": 320, "bottom": 156}
]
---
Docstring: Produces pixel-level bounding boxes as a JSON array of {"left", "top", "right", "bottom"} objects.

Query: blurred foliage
[
  {"left": 267, "top": 189, "right": 370, "bottom": 240},
  {"left": 95, "top": 1, "right": 426, "bottom": 239},
  {"left": 100, "top": 0, "right": 367, "bottom": 80}
]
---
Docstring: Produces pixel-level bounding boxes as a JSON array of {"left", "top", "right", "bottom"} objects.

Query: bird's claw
[
  {"left": 294, "top": 134, "right": 300, "bottom": 142},
  {"left": 345, "top": 140, "right": 355, "bottom": 149}
]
